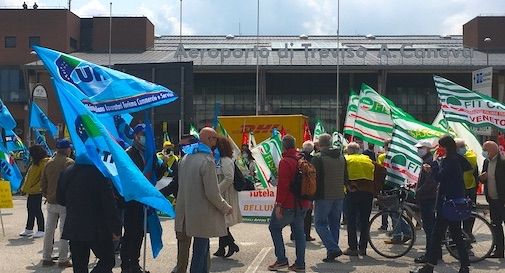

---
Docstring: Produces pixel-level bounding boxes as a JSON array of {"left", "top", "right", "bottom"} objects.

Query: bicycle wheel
[
  {"left": 368, "top": 211, "right": 416, "bottom": 258},
  {"left": 445, "top": 213, "right": 494, "bottom": 263}
]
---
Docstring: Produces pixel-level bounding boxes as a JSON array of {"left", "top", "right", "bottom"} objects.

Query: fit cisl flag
[
  {"left": 215, "top": 120, "right": 241, "bottom": 158},
  {"left": 312, "top": 120, "right": 326, "bottom": 142},
  {"left": 0, "top": 98, "right": 16, "bottom": 131},
  {"left": 351, "top": 84, "right": 394, "bottom": 146},
  {"left": 250, "top": 133, "right": 282, "bottom": 189},
  {"left": 52, "top": 79, "right": 174, "bottom": 216},
  {"left": 384, "top": 126, "right": 423, "bottom": 186},
  {"left": 434, "top": 75, "right": 505, "bottom": 131},
  {"left": 30, "top": 102, "right": 58, "bottom": 138},
  {"left": 432, "top": 110, "right": 484, "bottom": 171},
  {"left": 343, "top": 90, "right": 359, "bottom": 138},
  {"left": 0, "top": 143, "right": 23, "bottom": 192},
  {"left": 32, "top": 46, "right": 178, "bottom": 115}
]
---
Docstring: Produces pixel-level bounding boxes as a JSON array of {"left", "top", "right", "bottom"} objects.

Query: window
[
  {"left": 5, "top": 36, "right": 16, "bottom": 48},
  {"left": 0, "top": 69, "right": 27, "bottom": 102},
  {"left": 28, "top": 36, "right": 40, "bottom": 47}
]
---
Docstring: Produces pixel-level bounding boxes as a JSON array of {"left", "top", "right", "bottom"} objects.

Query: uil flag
[
  {"left": 0, "top": 143, "right": 23, "bottom": 192},
  {"left": 30, "top": 102, "right": 58, "bottom": 138},
  {"left": 303, "top": 120, "right": 312, "bottom": 142},
  {"left": 384, "top": 126, "right": 423, "bottom": 186},
  {"left": 434, "top": 75, "right": 505, "bottom": 131},
  {"left": 52, "top": 79, "right": 174, "bottom": 216},
  {"left": 313, "top": 121, "right": 326, "bottom": 142},
  {"left": 33, "top": 46, "right": 178, "bottom": 115},
  {"left": 33, "top": 129, "right": 53, "bottom": 157},
  {"left": 0, "top": 98, "right": 16, "bottom": 131}
]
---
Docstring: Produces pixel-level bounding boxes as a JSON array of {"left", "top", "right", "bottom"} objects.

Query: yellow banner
[{"left": 0, "top": 180, "right": 13, "bottom": 209}]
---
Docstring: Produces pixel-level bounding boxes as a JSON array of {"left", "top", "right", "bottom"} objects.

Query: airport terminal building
[{"left": 1, "top": 8, "right": 505, "bottom": 140}]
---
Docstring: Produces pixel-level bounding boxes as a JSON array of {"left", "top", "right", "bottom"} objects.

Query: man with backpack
[
  {"left": 268, "top": 135, "right": 313, "bottom": 272},
  {"left": 311, "top": 133, "right": 348, "bottom": 263}
]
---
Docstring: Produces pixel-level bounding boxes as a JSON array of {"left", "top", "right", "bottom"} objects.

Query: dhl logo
[{"left": 231, "top": 124, "right": 281, "bottom": 134}]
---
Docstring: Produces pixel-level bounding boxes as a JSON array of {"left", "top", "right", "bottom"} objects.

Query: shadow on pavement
[
  {"left": 210, "top": 257, "right": 245, "bottom": 272},
  {"left": 25, "top": 262, "right": 65, "bottom": 273},
  {"left": 7, "top": 237, "right": 35, "bottom": 246}
]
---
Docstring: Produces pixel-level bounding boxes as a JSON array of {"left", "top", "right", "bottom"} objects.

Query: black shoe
[
  {"left": 224, "top": 243, "right": 239, "bottom": 258},
  {"left": 213, "top": 247, "right": 226, "bottom": 257},
  {"left": 358, "top": 249, "right": 367, "bottom": 256},
  {"left": 489, "top": 250, "right": 504, "bottom": 258},
  {"left": 414, "top": 255, "right": 427, "bottom": 264},
  {"left": 458, "top": 266, "right": 469, "bottom": 273},
  {"left": 306, "top": 236, "right": 316, "bottom": 242},
  {"left": 409, "top": 264, "right": 434, "bottom": 273},
  {"left": 323, "top": 250, "right": 343, "bottom": 263}
]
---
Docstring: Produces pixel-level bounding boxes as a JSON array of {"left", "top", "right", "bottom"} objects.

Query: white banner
[
  {"left": 472, "top": 67, "right": 493, "bottom": 136},
  {"left": 238, "top": 187, "right": 276, "bottom": 217}
]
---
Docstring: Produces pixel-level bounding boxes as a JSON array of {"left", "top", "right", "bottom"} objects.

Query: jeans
[
  {"left": 70, "top": 239, "right": 115, "bottom": 273},
  {"left": 391, "top": 213, "right": 412, "bottom": 240},
  {"left": 419, "top": 199, "right": 437, "bottom": 254},
  {"left": 314, "top": 199, "right": 344, "bottom": 255},
  {"left": 190, "top": 237, "right": 209, "bottom": 273},
  {"left": 269, "top": 207, "right": 308, "bottom": 266},
  {"left": 347, "top": 191, "right": 373, "bottom": 251},
  {"left": 489, "top": 199, "right": 505, "bottom": 255},
  {"left": 427, "top": 216, "right": 469, "bottom": 267},
  {"left": 26, "top": 194, "right": 44, "bottom": 231},
  {"left": 42, "top": 204, "right": 69, "bottom": 262}
]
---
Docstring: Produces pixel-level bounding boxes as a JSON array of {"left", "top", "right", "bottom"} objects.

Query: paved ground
[{"left": 0, "top": 197, "right": 502, "bottom": 273}]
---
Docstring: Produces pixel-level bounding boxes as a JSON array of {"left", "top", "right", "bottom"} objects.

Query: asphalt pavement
[{"left": 0, "top": 197, "right": 502, "bottom": 273}]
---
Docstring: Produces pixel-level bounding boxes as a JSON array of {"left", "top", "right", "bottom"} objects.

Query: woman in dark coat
[{"left": 411, "top": 135, "right": 471, "bottom": 273}]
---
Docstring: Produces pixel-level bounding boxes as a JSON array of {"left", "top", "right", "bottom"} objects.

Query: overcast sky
[{"left": 2, "top": 0, "right": 504, "bottom": 36}]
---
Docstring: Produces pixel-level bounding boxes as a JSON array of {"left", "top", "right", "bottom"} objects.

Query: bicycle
[{"left": 368, "top": 186, "right": 494, "bottom": 263}]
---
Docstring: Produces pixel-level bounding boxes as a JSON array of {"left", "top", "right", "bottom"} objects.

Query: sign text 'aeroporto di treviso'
[{"left": 174, "top": 43, "right": 474, "bottom": 61}]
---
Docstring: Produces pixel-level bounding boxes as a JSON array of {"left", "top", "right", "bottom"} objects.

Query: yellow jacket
[
  {"left": 345, "top": 154, "right": 375, "bottom": 181},
  {"left": 377, "top": 153, "right": 386, "bottom": 166},
  {"left": 463, "top": 150, "right": 478, "bottom": 189},
  {"left": 21, "top": 158, "right": 49, "bottom": 195}
]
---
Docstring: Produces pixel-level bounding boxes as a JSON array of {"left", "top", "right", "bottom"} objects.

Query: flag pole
[
  {"left": 142, "top": 206, "right": 147, "bottom": 273},
  {"left": 108, "top": 2, "right": 112, "bottom": 68},
  {"left": 255, "top": 0, "right": 260, "bottom": 116},
  {"left": 336, "top": 0, "right": 340, "bottom": 131},
  {"left": 0, "top": 208, "right": 5, "bottom": 236}
]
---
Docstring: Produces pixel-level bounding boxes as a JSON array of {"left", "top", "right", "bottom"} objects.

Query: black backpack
[{"left": 233, "top": 163, "right": 246, "bottom": 191}]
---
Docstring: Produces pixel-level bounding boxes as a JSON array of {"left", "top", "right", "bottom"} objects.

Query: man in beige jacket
[
  {"left": 40, "top": 139, "right": 74, "bottom": 267},
  {"left": 175, "top": 127, "right": 232, "bottom": 273}
]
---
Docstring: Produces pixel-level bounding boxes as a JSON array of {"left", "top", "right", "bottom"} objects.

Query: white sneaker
[
  {"left": 32, "top": 231, "right": 45, "bottom": 238},
  {"left": 19, "top": 229, "right": 33, "bottom": 236}
]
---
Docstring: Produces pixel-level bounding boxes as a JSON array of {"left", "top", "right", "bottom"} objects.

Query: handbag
[{"left": 441, "top": 197, "right": 472, "bottom": 222}]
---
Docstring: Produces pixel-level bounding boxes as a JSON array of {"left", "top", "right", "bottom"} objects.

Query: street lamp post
[{"left": 484, "top": 37, "right": 491, "bottom": 66}]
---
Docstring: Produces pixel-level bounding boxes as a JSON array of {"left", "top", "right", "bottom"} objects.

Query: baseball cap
[
  {"left": 415, "top": 140, "right": 433, "bottom": 149},
  {"left": 56, "top": 139, "right": 72, "bottom": 149}
]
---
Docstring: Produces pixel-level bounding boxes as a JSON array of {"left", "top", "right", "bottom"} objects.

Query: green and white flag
[
  {"left": 250, "top": 133, "right": 283, "bottom": 189},
  {"left": 393, "top": 114, "right": 446, "bottom": 147},
  {"left": 332, "top": 132, "right": 348, "bottom": 149},
  {"left": 189, "top": 124, "right": 199, "bottom": 139},
  {"left": 343, "top": 90, "right": 359, "bottom": 137},
  {"left": 432, "top": 110, "right": 484, "bottom": 171},
  {"left": 351, "top": 84, "right": 394, "bottom": 145},
  {"left": 312, "top": 120, "right": 326, "bottom": 142},
  {"left": 215, "top": 120, "right": 241, "bottom": 158},
  {"left": 434, "top": 75, "right": 505, "bottom": 131},
  {"left": 384, "top": 126, "right": 423, "bottom": 186}
]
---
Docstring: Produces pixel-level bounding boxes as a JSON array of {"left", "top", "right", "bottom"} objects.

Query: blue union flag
[{"left": 33, "top": 45, "right": 178, "bottom": 115}]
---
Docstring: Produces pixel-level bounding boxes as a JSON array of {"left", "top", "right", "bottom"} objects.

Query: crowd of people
[{"left": 13, "top": 125, "right": 505, "bottom": 273}]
